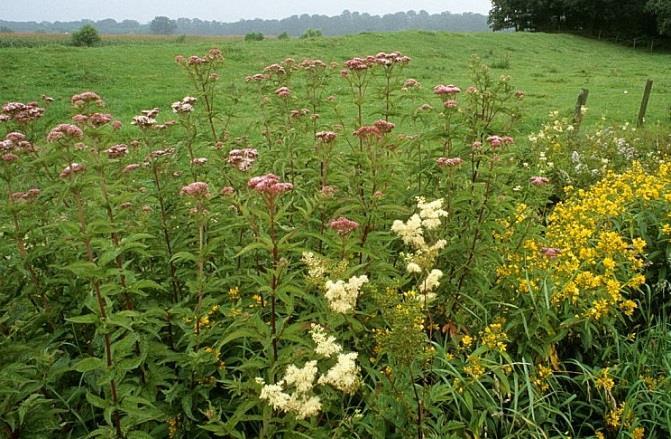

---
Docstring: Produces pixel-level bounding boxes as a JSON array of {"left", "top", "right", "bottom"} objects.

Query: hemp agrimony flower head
[
  {"left": 315, "top": 131, "right": 337, "bottom": 143},
  {"left": 227, "top": 148, "right": 258, "bottom": 171},
  {"left": 329, "top": 216, "right": 359, "bottom": 236},
  {"left": 179, "top": 182, "right": 210, "bottom": 198},
  {"left": 171, "top": 96, "right": 197, "bottom": 114},
  {"left": 105, "top": 144, "right": 128, "bottom": 159},
  {"left": 71, "top": 91, "right": 103, "bottom": 108},
  {"left": 59, "top": 162, "right": 86, "bottom": 178},
  {"left": 47, "top": 124, "right": 84, "bottom": 143},
  {"left": 247, "top": 173, "right": 293, "bottom": 196},
  {"left": 436, "top": 157, "right": 464, "bottom": 168},
  {"left": 2, "top": 101, "right": 45, "bottom": 124},
  {"left": 433, "top": 84, "right": 461, "bottom": 96}
]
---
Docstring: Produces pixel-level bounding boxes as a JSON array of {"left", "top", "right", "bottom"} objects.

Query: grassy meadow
[
  {"left": 2, "top": 31, "right": 671, "bottom": 438},
  {"left": 1, "top": 31, "right": 670, "bottom": 130}
]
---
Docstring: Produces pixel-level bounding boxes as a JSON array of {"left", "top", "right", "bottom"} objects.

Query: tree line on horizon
[
  {"left": 0, "top": 10, "right": 490, "bottom": 36},
  {"left": 489, "top": 0, "right": 671, "bottom": 38}
]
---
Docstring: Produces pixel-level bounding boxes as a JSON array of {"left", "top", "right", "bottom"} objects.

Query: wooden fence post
[
  {"left": 573, "top": 88, "right": 589, "bottom": 131},
  {"left": 637, "top": 79, "right": 653, "bottom": 128}
]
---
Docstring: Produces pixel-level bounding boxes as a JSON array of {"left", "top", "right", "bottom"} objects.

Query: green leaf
[
  {"left": 67, "top": 313, "right": 99, "bottom": 324},
  {"left": 73, "top": 357, "right": 106, "bottom": 373}
]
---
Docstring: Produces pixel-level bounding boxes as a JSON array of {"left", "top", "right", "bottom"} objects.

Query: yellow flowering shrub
[{"left": 499, "top": 162, "right": 671, "bottom": 323}]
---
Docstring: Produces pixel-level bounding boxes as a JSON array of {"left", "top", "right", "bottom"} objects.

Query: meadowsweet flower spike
[
  {"left": 324, "top": 275, "right": 368, "bottom": 313},
  {"left": 310, "top": 324, "right": 342, "bottom": 358}
]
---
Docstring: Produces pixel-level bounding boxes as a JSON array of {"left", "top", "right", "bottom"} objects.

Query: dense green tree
[
  {"left": 647, "top": 0, "right": 671, "bottom": 35},
  {"left": 149, "top": 16, "right": 177, "bottom": 35},
  {"left": 489, "top": 0, "right": 665, "bottom": 37}
]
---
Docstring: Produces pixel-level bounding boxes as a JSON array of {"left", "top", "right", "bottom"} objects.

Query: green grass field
[{"left": 1, "top": 31, "right": 670, "bottom": 131}]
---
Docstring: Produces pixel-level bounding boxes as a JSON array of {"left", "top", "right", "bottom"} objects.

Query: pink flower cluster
[
  {"left": 248, "top": 173, "right": 293, "bottom": 196},
  {"left": 329, "top": 216, "right": 359, "bottom": 235},
  {"left": 299, "top": 59, "right": 327, "bottom": 71},
  {"left": 123, "top": 163, "right": 141, "bottom": 173},
  {"left": 132, "top": 108, "right": 165, "bottom": 128},
  {"left": 374, "top": 119, "right": 395, "bottom": 134},
  {"left": 11, "top": 188, "right": 40, "bottom": 202},
  {"left": 72, "top": 112, "right": 113, "bottom": 127},
  {"left": 320, "top": 185, "right": 338, "bottom": 198},
  {"left": 2, "top": 153, "right": 18, "bottom": 162},
  {"left": 1, "top": 101, "right": 45, "bottom": 124},
  {"left": 219, "top": 186, "right": 235, "bottom": 196},
  {"left": 264, "top": 63, "right": 287, "bottom": 75},
  {"left": 530, "top": 176, "right": 550, "bottom": 186},
  {"left": 227, "top": 148, "right": 258, "bottom": 171},
  {"left": 353, "top": 120, "right": 395, "bottom": 139},
  {"left": 245, "top": 73, "right": 270, "bottom": 82},
  {"left": 60, "top": 162, "right": 86, "bottom": 178},
  {"left": 1, "top": 132, "right": 34, "bottom": 152},
  {"left": 344, "top": 57, "right": 370, "bottom": 72},
  {"left": 353, "top": 125, "right": 382, "bottom": 139},
  {"left": 444, "top": 100, "right": 458, "bottom": 109},
  {"left": 486, "top": 135, "right": 514, "bottom": 148},
  {"left": 47, "top": 124, "right": 84, "bottom": 143},
  {"left": 433, "top": 84, "right": 461, "bottom": 96},
  {"left": 540, "top": 247, "right": 561, "bottom": 258},
  {"left": 71, "top": 91, "right": 103, "bottom": 108},
  {"left": 180, "top": 181, "right": 210, "bottom": 197},
  {"left": 171, "top": 96, "right": 197, "bottom": 114},
  {"left": 402, "top": 78, "right": 420, "bottom": 89},
  {"left": 176, "top": 48, "right": 224, "bottom": 66},
  {"left": 148, "top": 148, "right": 175, "bottom": 159},
  {"left": 373, "top": 51, "right": 411, "bottom": 66},
  {"left": 343, "top": 52, "right": 409, "bottom": 75},
  {"left": 275, "top": 86, "right": 291, "bottom": 97},
  {"left": 290, "top": 108, "right": 311, "bottom": 119},
  {"left": 436, "top": 157, "right": 464, "bottom": 168},
  {"left": 316, "top": 131, "right": 337, "bottom": 143},
  {"left": 106, "top": 144, "right": 128, "bottom": 159}
]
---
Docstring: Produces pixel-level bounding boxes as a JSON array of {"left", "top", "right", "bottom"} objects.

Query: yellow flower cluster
[
  {"left": 499, "top": 162, "right": 671, "bottom": 321},
  {"left": 595, "top": 367, "right": 615, "bottom": 392},
  {"left": 480, "top": 322, "right": 508, "bottom": 353},
  {"left": 532, "top": 364, "right": 553, "bottom": 392}
]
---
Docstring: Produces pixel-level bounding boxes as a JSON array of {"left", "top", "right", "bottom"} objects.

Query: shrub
[
  {"left": 300, "top": 28, "right": 322, "bottom": 39},
  {"left": 244, "top": 32, "right": 264, "bottom": 41},
  {"left": 277, "top": 31, "right": 290, "bottom": 40},
  {"left": 71, "top": 24, "right": 101, "bottom": 47}
]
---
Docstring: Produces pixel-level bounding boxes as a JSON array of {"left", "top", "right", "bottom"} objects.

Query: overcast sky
[{"left": 0, "top": 0, "right": 493, "bottom": 22}]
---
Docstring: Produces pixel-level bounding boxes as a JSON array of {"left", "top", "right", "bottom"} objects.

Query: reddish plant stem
[{"left": 73, "top": 189, "right": 122, "bottom": 438}]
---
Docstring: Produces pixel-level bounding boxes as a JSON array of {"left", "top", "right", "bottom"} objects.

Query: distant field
[{"left": 1, "top": 31, "right": 670, "bottom": 132}]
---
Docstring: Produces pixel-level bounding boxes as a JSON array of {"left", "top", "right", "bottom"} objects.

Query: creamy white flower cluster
[
  {"left": 391, "top": 197, "right": 448, "bottom": 303},
  {"left": 301, "top": 251, "right": 327, "bottom": 280},
  {"left": 257, "top": 361, "right": 322, "bottom": 420},
  {"left": 324, "top": 275, "right": 368, "bottom": 313},
  {"left": 257, "top": 325, "right": 361, "bottom": 419}
]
